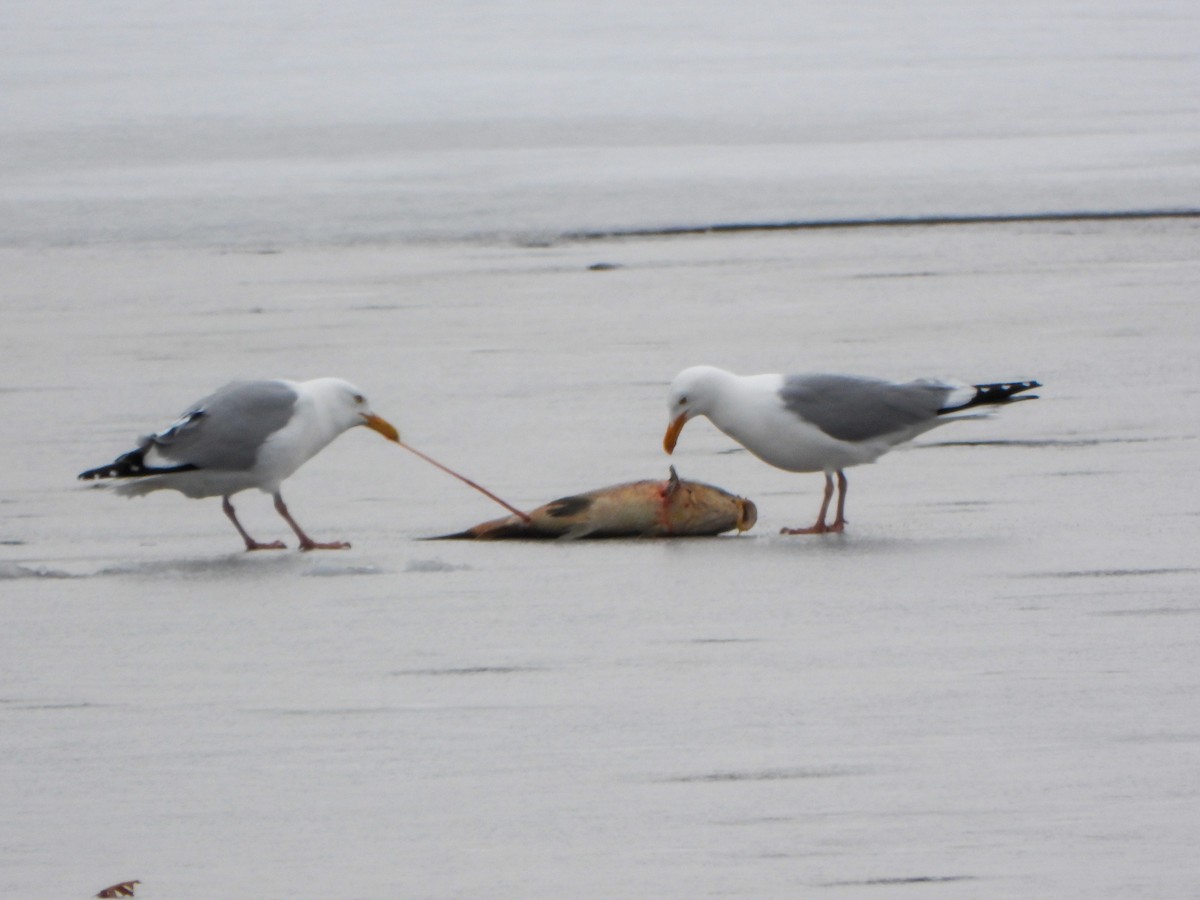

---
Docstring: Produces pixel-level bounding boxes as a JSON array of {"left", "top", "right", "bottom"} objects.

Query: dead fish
[{"left": 432, "top": 466, "right": 756, "bottom": 540}]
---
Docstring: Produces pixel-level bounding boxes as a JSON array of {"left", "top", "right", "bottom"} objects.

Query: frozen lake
[
  {"left": 2, "top": 2, "right": 1200, "bottom": 899},
  {"left": 5, "top": 222, "right": 1199, "bottom": 900}
]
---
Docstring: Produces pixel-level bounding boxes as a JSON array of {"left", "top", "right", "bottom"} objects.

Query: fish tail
[
  {"left": 424, "top": 519, "right": 537, "bottom": 540},
  {"left": 422, "top": 529, "right": 478, "bottom": 540}
]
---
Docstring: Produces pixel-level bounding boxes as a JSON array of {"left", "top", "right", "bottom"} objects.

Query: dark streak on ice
[
  {"left": 565, "top": 208, "right": 1200, "bottom": 241},
  {"left": 665, "top": 766, "right": 863, "bottom": 783},
  {"left": 1033, "top": 567, "right": 1199, "bottom": 579},
  {"left": 822, "top": 875, "right": 977, "bottom": 887},
  {"left": 393, "top": 666, "right": 543, "bottom": 677},
  {"left": 921, "top": 437, "right": 1157, "bottom": 448}
]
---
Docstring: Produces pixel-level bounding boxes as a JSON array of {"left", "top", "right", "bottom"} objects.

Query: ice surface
[
  {"left": 2, "top": 2, "right": 1200, "bottom": 898},
  {"left": 4, "top": 223, "right": 1199, "bottom": 899}
]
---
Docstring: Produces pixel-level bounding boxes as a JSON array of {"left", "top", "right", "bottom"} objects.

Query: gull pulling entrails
[
  {"left": 664, "top": 365, "right": 1040, "bottom": 534},
  {"left": 78, "top": 377, "right": 530, "bottom": 550},
  {"left": 79, "top": 378, "right": 400, "bottom": 551}
]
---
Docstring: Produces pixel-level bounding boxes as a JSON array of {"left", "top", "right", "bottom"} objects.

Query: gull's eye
[
  {"left": 677, "top": 395, "right": 688, "bottom": 406},
  {"left": 353, "top": 394, "right": 365, "bottom": 405}
]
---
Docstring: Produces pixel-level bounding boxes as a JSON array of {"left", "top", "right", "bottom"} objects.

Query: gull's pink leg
[
  {"left": 273, "top": 492, "right": 350, "bottom": 551},
  {"left": 828, "top": 470, "right": 848, "bottom": 533},
  {"left": 782, "top": 471, "right": 836, "bottom": 535},
  {"left": 223, "top": 496, "right": 286, "bottom": 551}
]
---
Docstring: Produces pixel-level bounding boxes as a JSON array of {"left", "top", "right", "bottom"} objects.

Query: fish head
[
  {"left": 734, "top": 497, "right": 758, "bottom": 532},
  {"left": 660, "top": 472, "right": 757, "bottom": 536}
]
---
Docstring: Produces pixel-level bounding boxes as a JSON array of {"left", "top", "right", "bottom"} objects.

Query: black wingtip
[
  {"left": 78, "top": 448, "right": 198, "bottom": 481},
  {"left": 78, "top": 447, "right": 150, "bottom": 481},
  {"left": 941, "top": 380, "right": 1041, "bottom": 414}
]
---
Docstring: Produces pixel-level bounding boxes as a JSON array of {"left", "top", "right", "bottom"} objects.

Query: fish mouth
[
  {"left": 361, "top": 413, "right": 400, "bottom": 442},
  {"left": 736, "top": 499, "right": 758, "bottom": 532},
  {"left": 663, "top": 413, "right": 688, "bottom": 453}
]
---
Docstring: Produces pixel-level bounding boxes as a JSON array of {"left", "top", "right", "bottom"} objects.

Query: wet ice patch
[
  {"left": 301, "top": 562, "right": 384, "bottom": 577},
  {"left": 94, "top": 555, "right": 305, "bottom": 579},
  {"left": 3, "top": 555, "right": 389, "bottom": 580},
  {"left": 405, "top": 558, "right": 471, "bottom": 573},
  {"left": 0, "top": 562, "right": 77, "bottom": 580}
]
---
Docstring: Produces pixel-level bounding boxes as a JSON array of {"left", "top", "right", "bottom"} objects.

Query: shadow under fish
[{"left": 431, "top": 467, "right": 757, "bottom": 540}]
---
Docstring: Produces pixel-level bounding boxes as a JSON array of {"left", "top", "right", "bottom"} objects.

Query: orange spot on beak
[
  {"left": 663, "top": 413, "right": 688, "bottom": 454},
  {"left": 361, "top": 413, "right": 400, "bottom": 442}
]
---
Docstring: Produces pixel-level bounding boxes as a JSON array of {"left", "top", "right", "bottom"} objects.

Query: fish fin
[
  {"left": 665, "top": 465, "right": 680, "bottom": 496},
  {"left": 544, "top": 495, "right": 593, "bottom": 518},
  {"left": 557, "top": 523, "right": 598, "bottom": 541}
]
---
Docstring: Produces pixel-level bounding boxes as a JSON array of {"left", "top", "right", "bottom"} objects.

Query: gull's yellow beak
[
  {"left": 361, "top": 413, "right": 400, "bottom": 442},
  {"left": 663, "top": 413, "right": 688, "bottom": 454}
]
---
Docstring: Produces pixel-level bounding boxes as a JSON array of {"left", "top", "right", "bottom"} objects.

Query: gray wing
[
  {"left": 146, "top": 380, "right": 298, "bottom": 470},
  {"left": 779, "top": 374, "right": 952, "bottom": 443}
]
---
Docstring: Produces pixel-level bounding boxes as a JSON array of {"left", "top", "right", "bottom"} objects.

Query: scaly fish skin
[{"left": 433, "top": 467, "right": 756, "bottom": 540}]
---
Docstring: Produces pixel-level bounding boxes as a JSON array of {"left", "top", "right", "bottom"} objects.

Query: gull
[
  {"left": 664, "top": 365, "right": 1039, "bottom": 534},
  {"left": 79, "top": 378, "right": 399, "bottom": 550}
]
